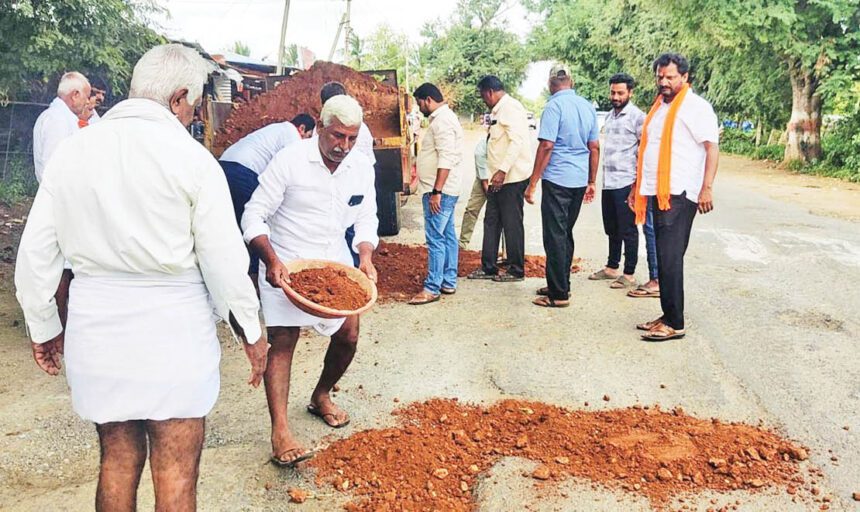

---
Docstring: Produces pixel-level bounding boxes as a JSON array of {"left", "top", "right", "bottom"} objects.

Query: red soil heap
[
  {"left": 214, "top": 61, "right": 400, "bottom": 151},
  {"left": 374, "top": 241, "right": 547, "bottom": 302},
  {"left": 310, "top": 399, "right": 810, "bottom": 511},
  {"left": 289, "top": 267, "right": 369, "bottom": 311}
]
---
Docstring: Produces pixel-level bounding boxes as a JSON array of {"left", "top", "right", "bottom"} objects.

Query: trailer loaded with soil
[{"left": 210, "top": 61, "right": 416, "bottom": 236}]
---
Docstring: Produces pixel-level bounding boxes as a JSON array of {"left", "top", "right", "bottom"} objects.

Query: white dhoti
[{"left": 64, "top": 271, "right": 221, "bottom": 424}]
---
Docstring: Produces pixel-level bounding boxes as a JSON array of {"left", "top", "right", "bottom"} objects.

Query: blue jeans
[
  {"left": 422, "top": 193, "right": 459, "bottom": 295},
  {"left": 643, "top": 196, "right": 659, "bottom": 281}
]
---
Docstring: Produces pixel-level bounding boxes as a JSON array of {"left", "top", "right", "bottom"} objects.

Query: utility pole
[
  {"left": 276, "top": 0, "right": 291, "bottom": 75},
  {"left": 328, "top": 12, "right": 345, "bottom": 61},
  {"left": 342, "top": 0, "right": 352, "bottom": 65}
]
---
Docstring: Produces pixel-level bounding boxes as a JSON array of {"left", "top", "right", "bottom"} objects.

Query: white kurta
[
  {"left": 242, "top": 137, "right": 378, "bottom": 334},
  {"left": 219, "top": 121, "right": 302, "bottom": 175},
  {"left": 15, "top": 98, "right": 261, "bottom": 423},
  {"left": 32, "top": 97, "right": 80, "bottom": 183}
]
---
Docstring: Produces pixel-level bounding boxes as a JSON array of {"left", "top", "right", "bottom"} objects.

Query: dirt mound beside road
[
  {"left": 309, "top": 399, "right": 812, "bottom": 511},
  {"left": 214, "top": 61, "right": 400, "bottom": 150}
]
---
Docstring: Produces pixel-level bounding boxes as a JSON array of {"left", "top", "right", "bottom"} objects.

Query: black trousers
[
  {"left": 653, "top": 193, "right": 698, "bottom": 330},
  {"left": 601, "top": 185, "right": 639, "bottom": 275},
  {"left": 482, "top": 179, "right": 528, "bottom": 277},
  {"left": 541, "top": 180, "right": 586, "bottom": 300}
]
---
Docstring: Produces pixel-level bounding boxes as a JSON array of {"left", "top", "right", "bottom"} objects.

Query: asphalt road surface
[{"left": 0, "top": 130, "right": 858, "bottom": 511}]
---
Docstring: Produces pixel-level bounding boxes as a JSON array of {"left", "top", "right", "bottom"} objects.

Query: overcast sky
[{"left": 153, "top": 0, "right": 551, "bottom": 99}]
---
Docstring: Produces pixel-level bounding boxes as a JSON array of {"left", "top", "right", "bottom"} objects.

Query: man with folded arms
[
  {"left": 16, "top": 44, "right": 267, "bottom": 511},
  {"left": 242, "top": 95, "right": 378, "bottom": 466},
  {"left": 630, "top": 53, "right": 719, "bottom": 341}
]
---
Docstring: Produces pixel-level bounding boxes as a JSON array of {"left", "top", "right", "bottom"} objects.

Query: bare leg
[
  {"left": 95, "top": 420, "right": 147, "bottom": 512},
  {"left": 309, "top": 316, "right": 359, "bottom": 426},
  {"left": 146, "top": 417, "right": 205, "bottom": 512},
  {"left": 264, "top": 326, "right": 307, "bottom": 462}
]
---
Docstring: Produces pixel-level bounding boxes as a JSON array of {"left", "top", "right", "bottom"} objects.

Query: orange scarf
[
  {"left": 633, "top": 83, "right": 690, "bottom": 224},
  {"left": 78, "top": 118, "right": 89, "bottom": 128}
]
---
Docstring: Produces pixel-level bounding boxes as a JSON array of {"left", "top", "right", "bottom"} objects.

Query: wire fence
[{"left": 0, "top": 101, "right": 45, "bottom": 202}]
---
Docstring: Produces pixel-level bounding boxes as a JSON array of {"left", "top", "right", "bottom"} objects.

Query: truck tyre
[{"left": 376, "top": 190, "right": 402, "bottom": 236}]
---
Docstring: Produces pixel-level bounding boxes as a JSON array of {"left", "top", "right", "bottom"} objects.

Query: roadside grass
[
  {"left": 721, "top": 127, "right": 860, "bottom": 183},
  {"left": 0, "top": 155, "right": 38, "bottom": 205}
]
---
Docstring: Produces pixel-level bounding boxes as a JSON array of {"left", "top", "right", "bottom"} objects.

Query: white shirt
[
  {"left": 220, "top": 121, "right": 301, "bottom": 175},
  {"left": 242, "top": 137, "right": 379, "bottom": 266},
  {"left": 639, "top": 91, "right": 719, "bottom": 202},
  {"left": 312, "top": 122, "right": 376, "bottom": 166},
  {"left": 32, "top": 97, "right": 80, "bottom": 183},
  {"left": 15, "top": 98, "right": 261, "bottom": 344}
]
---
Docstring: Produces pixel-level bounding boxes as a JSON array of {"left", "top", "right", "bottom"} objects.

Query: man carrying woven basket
[{"left": 242, "top": 94, "right": 379, "bottom": 467}]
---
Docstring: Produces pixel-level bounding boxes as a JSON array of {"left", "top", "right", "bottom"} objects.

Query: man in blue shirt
[{"left": 525, "top": 64, "right": 600, "bottom": 307}]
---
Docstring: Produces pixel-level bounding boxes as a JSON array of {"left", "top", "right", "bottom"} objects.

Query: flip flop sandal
[
  {"left": 641, "top": 326, "right": 686, "bottom": 342},
  {"left": 408, "top": 293, "right": 440, "bottom": 305},
  {"left": 610, "top": 276, "right": 637, "bottom": 289},
  {"left": 532, "top": 296, "right": 570, "bottom": 308},
  {"left": 307, "top": 404, "right": 351, "bottom": 428},
  {"left": 493, "top": 274, "right": 524, "bottom": 282},
  {"left": 628, "top": 285, "right": 660, "bottom": 298},
  {"left": 535, "top": 286, "right": 549, "bottom": 296},
  {"left": 636, "top": 317, "right": 664, "bottom": 331},
  {"left": 588, "top": 269, "right": 618, "bottom": 281},
  {"left": 270, "top": 448, "right": 315, "bottom": 468},
  {"left": 467, "top": 269, "right": 497, "bottom": 280}
]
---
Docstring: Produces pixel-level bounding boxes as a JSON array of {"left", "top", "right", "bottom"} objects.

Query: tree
[
  {"left": 527, "top": 0, "right": 860, "bottom": 164},
  {"left": 350, "top": 24, "right": 418, "bottom": 87},
  {"left": 229, "top": 41, "right": 251, "bottom": 57},
  {"left": 0, "top": 0, "right": 164, "bottom": 101},
  {"left": 419, "top": 1, "right": 529, "bottom": 114}
]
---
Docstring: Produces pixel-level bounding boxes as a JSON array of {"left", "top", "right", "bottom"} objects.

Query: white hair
[
  {"left": 321, "top": 95, "right": 363, "bottom": 128},
  {"left": 57, "top": 72, "right": 90, "bottom": 97},
  {"left": 129, "top": 44, "right": 212, "bottom": 107}
]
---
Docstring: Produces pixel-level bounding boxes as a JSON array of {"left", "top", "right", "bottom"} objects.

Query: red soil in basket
[
  {"left": 310, "top": 399, "right": 812, "bottom": 511},
  {"left": 289, "top": 267, "right": 369, "bottom": 311}
]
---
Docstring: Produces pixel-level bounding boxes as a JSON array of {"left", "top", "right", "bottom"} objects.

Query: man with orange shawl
[{"left": 628, "top": 53, "right": 720, "bottom": 341}]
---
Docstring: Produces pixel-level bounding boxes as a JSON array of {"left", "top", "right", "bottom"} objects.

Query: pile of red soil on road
[
  {"left": 214, "top": 61, "right": 400, "bottom": 151},
  {"left": 309, "top": 399, "right": 811, "bottom": 511},
  {"left": 374, "top": 241, "right": 548, "bottom": 302},
  {"left": 289, "top": 267, "right": 369, "bottom": 311}
]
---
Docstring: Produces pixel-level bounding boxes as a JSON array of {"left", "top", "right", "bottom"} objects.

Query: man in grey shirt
[{"left": 589, "top": 73, "right": 648, "bottom": 289}]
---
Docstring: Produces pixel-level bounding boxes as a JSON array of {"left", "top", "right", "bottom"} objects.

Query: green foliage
[
  {"left": 0, "top": 154, "right": 39, "bottom": 205},
  {"left": 719, "top": 128, "right": 756, "bottom": 156},
  {"left": 0, "top": 0, "right": 165, "bottom": 101},
  {"left": 418, "top": 2, "right": 529, "bottom": 114},
  {"left": 525, "top": 0, "right": 860, "bottom": 163},
  {"left": 752, "top": 144, "right": 786, "bottom": 162},
  {"left": 820, "top": 111, "right": 860, "bottom": 179},
  {"left": 350, "top": 24, "right": 418, "bottom": 87},
  {"left": 229, "top": 41, "right": 251, "bottom": 57}
]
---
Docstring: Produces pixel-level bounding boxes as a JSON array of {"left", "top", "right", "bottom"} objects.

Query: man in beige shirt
[
  {"left": 468, "top": 75, "right": 532, "bottom": 282},
  {"left": 409, "top": 83, "right": 465, "bottom": 305}
]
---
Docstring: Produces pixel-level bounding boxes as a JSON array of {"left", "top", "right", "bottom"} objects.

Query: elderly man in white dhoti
[
  {"left": 15, "top": 44, "right": 268, "bottom": 511},
  {"left": 242, "top": 94, "right": 378, "bottom": 467}
]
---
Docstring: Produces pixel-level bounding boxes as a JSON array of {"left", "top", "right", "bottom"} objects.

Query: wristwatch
[{"left": 431, "top": 189, "right": 442, "bottom": 196}]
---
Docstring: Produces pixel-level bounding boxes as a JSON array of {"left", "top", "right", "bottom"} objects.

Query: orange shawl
[{"left": 633, "top": 83, "right": 690, "bottom": 224}]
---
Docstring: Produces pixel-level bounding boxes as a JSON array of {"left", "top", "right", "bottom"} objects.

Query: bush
[
  {"left": 719, "top": 127, "right": 756, "bottom": 156},
  {"left": 751, "top": 144, "right": 784, "bottom": 161},
  {"left": 0, "top": 154, "right": 38, "bottom": 205}
]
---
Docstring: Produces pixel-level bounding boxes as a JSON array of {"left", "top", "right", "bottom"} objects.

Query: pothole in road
[
  {"left": 777, "top": 309, "right": 845, "bottom": 332},
  {"left": 304, "top": 399, "right": 815, "bottom": 511}
]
